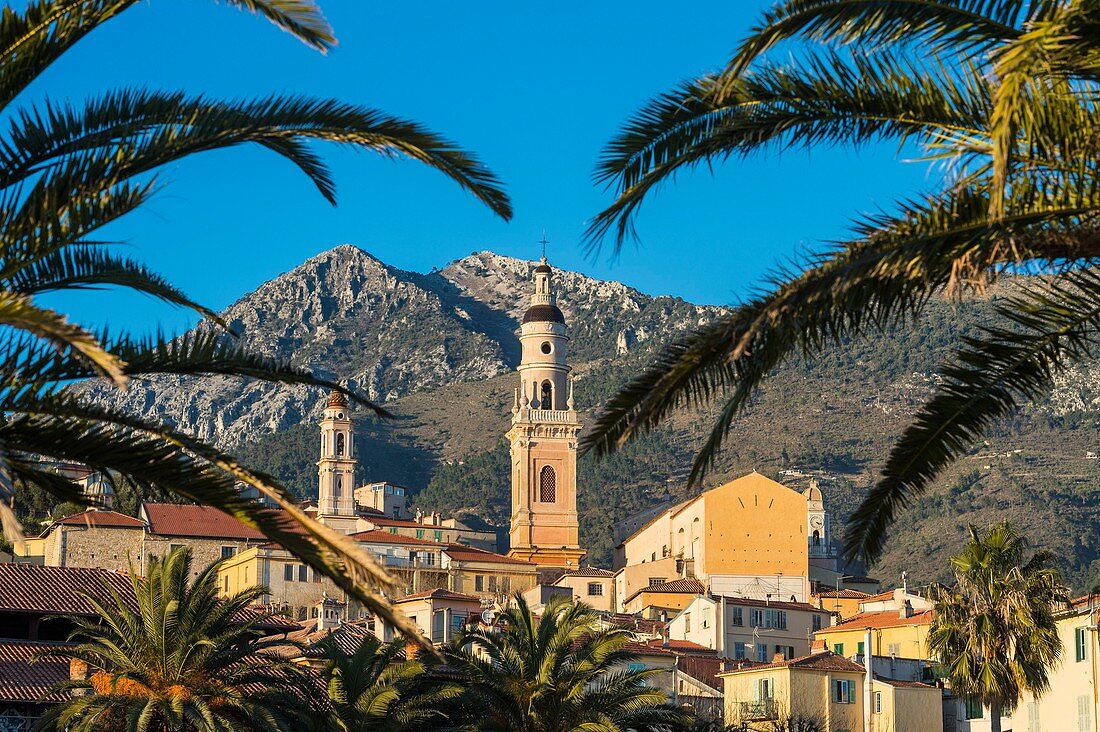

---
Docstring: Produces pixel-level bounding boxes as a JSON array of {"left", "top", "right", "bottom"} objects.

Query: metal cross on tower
[{"left": 539, "top": 231, "right": 549, "bottom": 259}]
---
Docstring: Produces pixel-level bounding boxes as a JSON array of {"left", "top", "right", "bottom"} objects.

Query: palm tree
[
  {"left": 446, "top": 594, "right": 688, "bottom": 732},
  {"left": 38, "top": 547, "right": 316, "bottom": 731},
  {"left": 0, "top": 0, "right": 510, "bottom": 634},
  {"left": 314, "top": 633, "right": 461, "bottom": 732},
  {"left": 929, "top": 522, "right": 1067, "bottom": 732},
  {"left": 583, "top": 0, "right": 1100, "bottom": 563}
]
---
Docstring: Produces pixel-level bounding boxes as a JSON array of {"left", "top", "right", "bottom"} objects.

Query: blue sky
[{"left": 37, "top": 0, "right": 934, "bottom": 334}]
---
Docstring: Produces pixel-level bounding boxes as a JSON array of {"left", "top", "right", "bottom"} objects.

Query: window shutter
[{"left": 1079, "top": 695, "right": 1091, "bottom": 732}]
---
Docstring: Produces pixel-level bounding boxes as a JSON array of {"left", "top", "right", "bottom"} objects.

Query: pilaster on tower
[
  {"left": 507, "top": 257, "right": 586, "bottom": 569},
  {"left": 317, "top": 390, "right": 359, "bottom": 535}
]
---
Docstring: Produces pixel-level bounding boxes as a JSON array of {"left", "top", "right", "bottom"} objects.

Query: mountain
[{"left": 81, "top": 246, "right": 1100, "bottom": 588}]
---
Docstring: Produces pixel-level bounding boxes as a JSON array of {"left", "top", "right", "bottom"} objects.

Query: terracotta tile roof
[
  {"left": 395, "top": 588, "right": 481, "bottom": 604},
  {"left": 350, "top": 530, "right": 446, "bottom": 547},
  {"left": 51, "top": 510, "right": 145, "bottom": 529},
  {"left": 0, "top": 564, "right": 133, "bottom": 615},
  {"left": 825, "top": 609, "right": 934, "bottom": 633},
  {"left": 624, "top": 640, "right": 674, "bottom": 656},
  {"left": 861, "top": 590, "right": 897, "bottom": 603},
  {"left": 625, "top": 577, "right": 706, "bottom": 604},
  {"left": 812, "top": 588, "right": 871, "bottom": 600},
  {"left": 362, "top": 517, "right": 432, "bottom": 529},
  {"left": 720, "top": 650, "right": 865, "bottom": 675},
  {"left": 443, "top": 545, "right": 536, "bottom": 567},
  {"left": 560, "top": 566, "right": 615, "bottom": 578},
  {"left": 0, "top": 641, "right": 70, "bottom": 703},
  {"left": 142, "top": 502, "right": 268, "bottom": 540},
  {"left": 716, "top": 596, "right": 821, "bottom": 613},
  {"left": 677, "top": 655, "right": 727, "bottom": 690},
  {"left": 874, "top": 676, "right": 935, "bottom": 689},
  {"left": 644, "top": 638, "right": 717, "bottom": 654}
]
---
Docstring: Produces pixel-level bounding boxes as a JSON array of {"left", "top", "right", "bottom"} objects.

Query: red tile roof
[
  {"left": 0, "top": 641, "right": 70, "bottom": 703},
  {"left": 623, "top": 640, "right": 674, "bottom": 657},
  {"left": 721, "top": 650, "right": 866, "bottom": 675},
  {"left": 0, "top": 564, "right": 133, "bottom": 615},
  {"left": 350, "top": 530, "right": 446, "bottom": 547},
  {"left": 395, "top": 588, "right": 481, "bottom": 604},
  {"left": 361, "top": 517, "right": 432, "bottom": 529},
  {"left": 443, "top": 545, "right": 536, "bottom": 566},
  {"left": 678, "top": 655, "right": 727, "bottom": 690},
  {"left": 560, "top": 566, "right": 615, "bottom": 578},
  {"left": 625, "top": 577, "right": 706, "bottom": 604},
  {"left": 142, "top": 503, "right": 268, "bottom": 540},
  {"left": 716, "top": 596, "right": 821, "bottom": 613},
  {"left": 825, "top": 609, "right": 934, "bottom": 633},
  {"left": 874, "top": 676, "right": 935, "bottom": 689},
  {"left": 644, "top": 638, "right": 717, "bottom": 654},
  {"left": 52, "top": 510, "right": 145, "bottom": 529},
  {"left": 812, "top": 588, "right": 871, "bottom": 600},
  {"left": 861, "top": 590, "right": 897, "bottom": 603}
]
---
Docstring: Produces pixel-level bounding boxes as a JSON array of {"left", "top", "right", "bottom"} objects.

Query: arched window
[
  {"left": 812, "top": 530, "right": 821, "bottom": 546},
  {"left": 539, "top": 466, "right": 556, "bottom": 503},
  {"left": 336, "top": 432, "right": 345, "bottom": 456},
  {"left": 541, "top": 381, "right": 553, "bottom": 410},
  {"left": 335, "top": 476, "right": 342, "bottom": 499}
]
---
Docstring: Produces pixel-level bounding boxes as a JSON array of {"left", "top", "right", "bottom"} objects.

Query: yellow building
[
  {"left": 812, "top": 587, "right": 872, "bottom": 620},
  {"left": 814, "top": 607, "right": 934, "bottom": 661},
  {"left": 387, "top": 588, "right": 483, "bottom": 645},
  {"left": 553, "top": 567, "right": 616, "bottom": 612},
  {"left": 617, "top": 472, "right": 816, "bottom": 605},
  {"left": 718, "top": 651, "right": 942, "bottom": 732},
  {"left": 442, "top": 544, "right": 539, "bottom": 601},
  {"left": 622, "top": 577, "right": 705, "bottom": 617}
]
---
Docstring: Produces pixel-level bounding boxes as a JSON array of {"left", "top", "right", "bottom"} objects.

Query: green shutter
[
  {"left": 1077, "top": 628, "right": 1088, "bottom": 662},
  {"left": 834, "top": 643, "right": 844, "bottom": 655},
  {"left": 857, "top": 641, "right": 865, "bottom": 655}
]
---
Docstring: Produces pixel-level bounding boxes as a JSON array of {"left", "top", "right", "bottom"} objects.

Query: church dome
[
  {"left": 522, "top": 304, "right": 565, "bottom": 324},
  {"left": 533, "top": 262, "right": 552, "bottom": 274},
  {"left": 327, "top": 390, "right": 349, "bottom": 408}
]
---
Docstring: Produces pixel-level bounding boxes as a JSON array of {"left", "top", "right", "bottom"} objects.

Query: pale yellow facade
[
  {"left": 872, "top": 679, "right": 944, "bottom": 732},
  {"left": 553, "top": 570, "right": 615, "bottom": 612},
  {"left": 623, "top": 587, "right": 700, "bottom": 617},
  {"left": 720, "top": 662, "right": 863, "bottom": 731},
  {"left": 618, "top": 472, "right": 812, "bottom": 604},
  {"left": 1004, "top": 600, "right": 1099, "bottom": 732}
]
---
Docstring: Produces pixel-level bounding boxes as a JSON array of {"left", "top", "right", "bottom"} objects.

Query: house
[
  {"left": 718, "top": 650, "right": 942, "bottom": 732},
  {"left": 668, "top": 594, "right": 833, "bottom": 661},
  {"left": 553, "top": 567, "right": 615, "bottom": 612},
  {"left": 811, "top": 586, "right": 871, "bottom": 620},
  {"left": 813, "top": 602, "right": 934, "bottom": 662},
  {"left": 386, "top": 589, "right": 483, "bottom": 644},
  {"left": 441, "top": 544, "right": 539, "bottom": 601},
  {"left": 623, "top": 577, "right": 706, "bottom": 617},
  {"left": 28, "top": 510, "right": 146, "bottom": 573}
]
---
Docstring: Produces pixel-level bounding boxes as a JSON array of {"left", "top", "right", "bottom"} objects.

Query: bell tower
[
  {"left": 507, "top": 257, "right": 585, "bottom": 568},
  {"left": 318, "top": 390, "right": 358, "bottom": 534}
]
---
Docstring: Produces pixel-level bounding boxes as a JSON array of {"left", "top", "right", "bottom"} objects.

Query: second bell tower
[{"left": 507, "top": 257, "right": 585, "bottom": 568}]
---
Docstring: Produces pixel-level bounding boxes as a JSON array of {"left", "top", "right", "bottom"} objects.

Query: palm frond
[{"left": 845, "top": 268, "right": 1100, "bottom": 562}]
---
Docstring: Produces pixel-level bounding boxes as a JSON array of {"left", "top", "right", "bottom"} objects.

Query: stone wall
[{"left": 45, "top": 526, "right": 144, "bottom": 573}]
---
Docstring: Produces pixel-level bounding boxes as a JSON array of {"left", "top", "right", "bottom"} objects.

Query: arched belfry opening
[
  {"left": 539, "top": 466, "right": 556, "bottom": 503},
  {"left": 336, "top": 432, "right": 345, "bottom": 456},
  {"left": 812, "top": 530, "right": 821, "bottom": 546},
  {"left": 540, "top": 381, "right": 553, "bottom": 410}
]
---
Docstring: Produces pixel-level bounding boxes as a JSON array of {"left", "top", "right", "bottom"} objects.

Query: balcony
[
  {"left": 523, "top": 408, "right": 576, "bottom": 423},
  {"left": 739, "top": 700, "right": 779, "bottom": 721}
]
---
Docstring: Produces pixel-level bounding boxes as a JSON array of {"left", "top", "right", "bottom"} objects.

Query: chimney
[
  {"left": 772, "top": 651, "right": 787, "bottom": 663},
  {"left": 900, "top": 600, "right": 913, "bottom": 619}
]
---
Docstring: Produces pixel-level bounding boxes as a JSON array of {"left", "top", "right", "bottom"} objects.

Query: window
[
  {"left": 220, "top": 546, "right": 237, "bottom": 560},
  {"left": 734, "top": 642, "right": 747, "bottom": 660},
  {"left": 540, "top": 341, "right": 552, "bottom": 355},
  {"left": 169, "top": 543, "right": 185, "bottom": 554},
  {"left": 434, "top": 530, "right": 442, "bottom": 541},
  {"left": 702, "top": 608, "right": 711, "bottom": 629},
  {"left": 336, "top": 432, "right": 345, "bottom": 456},
  {"left": 1077, "top": 627, "right": 1088, "bottom": 662},
  {"left": 887, "top": 643, "right": 901, "bottom": 656},
  {"left": 833, "top": 643, "right": 844, "bottom": 656},
  {"left": 732, "top": 607, "right": 744, "bottom": 626},
  {"left": 684, "top": 613, "right": 691, "bottom": 633},
  {"left": 416, "top": 529, "right": 425, "bottom": 539},
  {"left": 488, "top": 576, "right": 497, "bottom": 593},
  {"left": 223, "top": 577, "right": 228, "bottom": 593},
  {"left": 756, "top": 644, "right": 768, "bottom": 662},
  {"left": 475, "top": 575, "right": 484, "bottom": 592},
  {"left": 389, "top": 528, "right": 398, "bottom": 534},
  {"left": 812, "top": 614, "right": 822, "bottom": 632},
  {"left": 284, "top": 564, "right": 294, "bottom": 582},
  {"left": 539, "top": 466, "right": 556, "bottom": 502},
  {"left": 409, "top": 551, "right": 418, "bottom": 565},
  {"left": 812, "top": 530, "right": 821, "bottom": 545},
  {"left": 764, "top": 609, "right": 787, "bottom": 630},
  {"left": 964, "top": 697, "right": 984, "bottom": 720},
  {"left": 857, "top": 641, "right": 865, "bottom": 656},
  {"left": 1080, "top": 695, "right": 1092, "bottom": 732},
  {"left": 755, "top": 678, "right": 774, "bottom": 701},
  {"left": 648, "top": 578, "right": 667, "bottom": 587},
  {"left": 750, "top": 609, "right": 764, "bottom": 627},
  {"left": 834, "top": 679, "right": 855, "bottom": 704},
  {"left": 540, "top": 381, "right": 553, "bottom": 410},
  {"left": 587, "top": 582, "right": 604, "bottom": 597},
  {"left": 1028, "top": 701, "right": 1040, "bottom": 732},
  {"left": 298, "top": 565, "right": 308, "bottom": 582},
  {"left": 312, "top": 568, "right": 321, "bottom": 583}
]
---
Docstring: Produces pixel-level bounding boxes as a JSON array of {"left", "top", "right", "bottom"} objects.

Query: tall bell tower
[
  {"left": 507, "top": 257, "right": 585, "bottom": 568},
  {"left": 317, "top": 390, "right": 358, "bottom": 534}
]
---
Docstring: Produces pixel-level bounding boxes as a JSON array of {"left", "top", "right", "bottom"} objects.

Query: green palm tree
[
  {"left": 314, "top": 633, "right": 460, "bottom": 732},
  {"left": 38, "top": 547, "right": 316, "bottom": 731},
  {"left": 583, "top": 0, "right": 1100, "bottom": 563},
  {"left": 929, "top": 522, "right": 1067, "bottom": 732},
  {"left": 0, "top": 0, "right": 510, "bottom": 635},
  {"left": 446, "top": 594, "right": 688, "bottom": 732}
]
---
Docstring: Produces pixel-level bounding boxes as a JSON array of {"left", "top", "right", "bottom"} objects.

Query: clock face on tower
[{"left": 810, "top": 516, "right": 824, "bottom": 530}]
